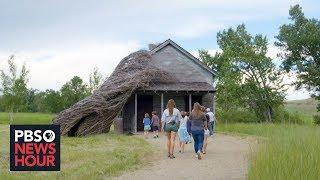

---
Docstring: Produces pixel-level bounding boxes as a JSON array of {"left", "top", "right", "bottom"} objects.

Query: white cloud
[
  {"left": 286, "top": 88, "right": 310, "bottom": 100},
  {"left": 0, "top": 41, "right": 140, "bottom": 90},
  {"left": 266, "top": 44, "right": 281, "bottom": 60},
  {"left": 190, "top": 49, "right": 222, "bottom": 59},
  {"left": 172, "top": 19, "right": 224, "bottom": 38}
]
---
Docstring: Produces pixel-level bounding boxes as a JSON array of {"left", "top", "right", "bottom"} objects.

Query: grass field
[
  {"left": 0, "top": 112, "right": 55, "bottom": 124},
  {"left": 0, "top": 112, "right": 152, "bottom": 179},
  {"left": 217, "top": 123, "right": 320, "bottom": 180},
  {"left": 285, "top": 98, "right": 319, "bottom": 124},
  {"left": 1, "top": 103, "right": 320, "bottom": 179}
]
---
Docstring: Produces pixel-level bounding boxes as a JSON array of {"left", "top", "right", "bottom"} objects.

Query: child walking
[
  {"left": 178, "top": 111, "right": 189, "bottom": 153},
  {"left": 151, "top": 111, "right": 160, "bottom": 138},
  {"left": 202, "top": 106, "right": 210, "bottom": 154},
  {"left": 203, "top": 128, "right": 210, "bottom": 154},
  {"left": 143, "top": 113, "right": 151, "bottom": 138}
]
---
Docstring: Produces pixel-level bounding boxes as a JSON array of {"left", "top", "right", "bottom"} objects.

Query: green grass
[
  {"left": 0, "top": 112, "right": 55, "bottom": 124},
  {"left": 0, "top": 125, "right": 152, "bottom": 179},
  {"left": 0, "top": 112, "right": 151, "bottom": 179},
  {"left": 217, "top": 123, "right": 320, "bottom": 180},
  {"left": 285, "top": 98, "right": 319, "bottom": 124}
]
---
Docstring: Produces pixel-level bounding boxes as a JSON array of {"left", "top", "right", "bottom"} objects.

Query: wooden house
[{"left": 121, "top": 39, "right": 216, "bottom": 133}]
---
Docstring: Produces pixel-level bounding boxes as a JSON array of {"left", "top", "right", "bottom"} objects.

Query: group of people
[{"left": 142, "top": 99, "right": 216, "bottom": 160}]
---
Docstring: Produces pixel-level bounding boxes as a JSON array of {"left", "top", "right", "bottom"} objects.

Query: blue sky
[{"left": 0, "top": 0, "right": 319, "bottom": 100}]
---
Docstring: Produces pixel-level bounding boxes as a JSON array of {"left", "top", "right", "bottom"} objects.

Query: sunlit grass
[
  {"left": 217, "top": 123, "right": 320, "bottom": 180},
  {"left": 0, "top": 124, "right": 151, "bottom": 179},
  {"left": 0, "top": 112, "right": 55, "bottom": 124}
]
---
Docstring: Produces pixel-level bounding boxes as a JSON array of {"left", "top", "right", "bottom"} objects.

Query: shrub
[
  {"left": 216, "top": 109, "right": 259, "bottom": 123},
  {"left": 313, "top": 115, "right": 320, "bottom": 125},
  {"left": 216, "top": 107, "right": 304, "bottom": 124},
  {"left": 273, "top": 107, "right": 304, "bottom": 124}
]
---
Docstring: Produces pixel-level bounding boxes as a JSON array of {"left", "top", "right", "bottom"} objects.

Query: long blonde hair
[
  {"left": 167, "top": 99, "right": 176, "bottom": 116},
  {"left": 192, "top": 102, "right": 204, "bottom": 119}
]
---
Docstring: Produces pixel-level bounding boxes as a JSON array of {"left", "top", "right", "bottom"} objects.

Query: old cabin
[{"left": 121, "top": 39, "right": 216, "bottom": 133}]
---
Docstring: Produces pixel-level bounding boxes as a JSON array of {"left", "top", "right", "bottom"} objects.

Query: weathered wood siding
[
  {"left": 153, "top": 93, "right": 186, "bottom": 118},
  {"left": 202, "top": 93, "right": 215, "bottom": 113},
  {"left": 164, "top": 93, "right": 187, "bottom": 112},
  {"left": 151, "top": 45, "right": 214, "bottom": 85},
  {"left": 122, "top": 94, "right": 135, "bottom": 132},
  {"left": 153, "top": 94, "right": 161, "bottom": 118}
]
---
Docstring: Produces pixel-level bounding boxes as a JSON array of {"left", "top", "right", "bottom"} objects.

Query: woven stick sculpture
[{"left": 53, "top": 50, "right": 174, "bottom": 136}]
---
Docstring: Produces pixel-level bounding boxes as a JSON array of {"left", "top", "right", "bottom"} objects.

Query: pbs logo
[{"left": 14, "top": 129, "right": 56, "bottom": 142}]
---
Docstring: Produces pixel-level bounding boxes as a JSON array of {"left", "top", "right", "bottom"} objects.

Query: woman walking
[
  {"left": 189, "top": 103, "right": 208, "bottom": 160},
  {"left": 161, "top": 99, "right": 182, "bottom": 159},
  {"left": 178, "top": 111, "right": 189, "bottom": 153}
]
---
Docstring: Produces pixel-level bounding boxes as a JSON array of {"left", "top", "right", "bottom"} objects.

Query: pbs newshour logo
[{"left": 10, "top": 125, "right": 60, "bottom": 171}]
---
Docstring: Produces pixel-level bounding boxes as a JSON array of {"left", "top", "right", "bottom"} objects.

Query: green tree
[
  {"left": 42, "top": 89, "right": 63, "bottom": 113},
  {"left": 89, "top": 66, "right": 102, "bottom": 93},
  {"left": 26, "top": 88, "right": 38, "bottom": 112},
  {"left": 0, "top": 55, "right": 29, "bottom": 112},
  {"left": 201, "top": 24, "right": 286, "bottom": 122},
  {"left": 0, "top": 95, "right": 5, "bottom": 111},
  {"left": 275, "top": 4, "right": 320, "bottom": 111},
  {"left": 200, "top": 51, "right": 243, "bottom": 111},
  {"left": 60, "top": 76, "right": 90, "bottom": 109}
]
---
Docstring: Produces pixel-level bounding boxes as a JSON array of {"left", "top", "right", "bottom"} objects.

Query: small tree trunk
[
  {"left": 9, "top": 110, "right": 15, "bottom": 124},
  {"left": 265, "top": 106, "right": 273, "bottom": 123}
]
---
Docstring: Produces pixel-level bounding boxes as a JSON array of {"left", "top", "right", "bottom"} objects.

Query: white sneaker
[{"left": 197, "top": 151, "right": 202, "bottom": 160}]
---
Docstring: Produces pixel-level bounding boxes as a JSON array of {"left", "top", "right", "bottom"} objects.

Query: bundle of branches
[{"left": 53, "top": 50, "right": 175, "bottom": 136}]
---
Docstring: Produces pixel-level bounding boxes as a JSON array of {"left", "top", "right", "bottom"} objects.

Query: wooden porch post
[
  {"left": 213, "top": 93, "right": 216, "bottom": 114},
  {"left": 134, "top": 93, "right": 137, "bottom": 133},
  {"left": 161, "top": 93, "right": 164, "bottom": 115},
  {"left": 189, "top": 94, "right": 192, "bottom": 113}
]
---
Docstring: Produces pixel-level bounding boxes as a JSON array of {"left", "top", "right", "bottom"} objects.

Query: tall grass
[{"left": 217, "top": 123, "right": 320, "bottom": 180}]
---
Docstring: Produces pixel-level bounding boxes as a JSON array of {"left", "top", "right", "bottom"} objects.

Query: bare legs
[
  {"left": 166, "top": 132, "right": 176, "bottom": 158},
  {"left": 179, "top": 141, "right": 185, "bottom": 153},
  {"left": 166, "top": 132, "right": 171, "bottom": 155},
  {"left": 153, "top": 130, "right": 159, "bottom": 138},
  {"left": 170, "top": 132, "right": 176, "bottom": 154},
  {"left": 203, "top": 135, "right": 208, "bottom": 154},
  {"left": 144, "top": 130, "right": 149, "bottom": 138}
]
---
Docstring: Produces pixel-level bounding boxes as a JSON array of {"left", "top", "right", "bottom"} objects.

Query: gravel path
[{"left": 115, "top": 133, "right": 252, "bottom": 180}]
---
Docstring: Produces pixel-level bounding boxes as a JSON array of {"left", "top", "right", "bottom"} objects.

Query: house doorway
[
  {"left": 192, "top": 95, "right": 202, "bottom": 106},
  {"left": 185, "top": 95, "right": 203, "bottom": 112},
  {"left": 137, "top": 95, "right": 153, "bottom": 132}
]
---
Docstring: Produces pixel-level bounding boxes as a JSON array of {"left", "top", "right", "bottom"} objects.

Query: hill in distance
[{"left": 285, "top": 98, "right": 318, "bottom": 116}]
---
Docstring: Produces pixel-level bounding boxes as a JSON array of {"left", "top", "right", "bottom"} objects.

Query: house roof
[
  {"left": 139, "top": 82, "right": 215, "bottom": 92},
  {"left": 150, "top": 39, "right": 217, "bottom": 76}
]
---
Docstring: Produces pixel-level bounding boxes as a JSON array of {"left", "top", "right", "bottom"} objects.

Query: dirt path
[{"left": 115, "top": 133, "right": 253, "bottom": 180}]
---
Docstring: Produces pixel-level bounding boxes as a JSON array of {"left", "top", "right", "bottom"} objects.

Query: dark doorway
[
  {"left": 184, "top": 95, "right": 190, "bottom": 112},
  {"left": 137, "top": 95, "right": 153, "bottom": 132},
  {"left": 185, "top": 95, "right": 203, "bottom": 112},
  {"left": 192, "top": 95, "right": 202, "bottom": 107}
]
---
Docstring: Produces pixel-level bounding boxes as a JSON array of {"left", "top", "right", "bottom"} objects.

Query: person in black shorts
[{"left": 151, "top": 111, "right": 160, "bottom": 138}]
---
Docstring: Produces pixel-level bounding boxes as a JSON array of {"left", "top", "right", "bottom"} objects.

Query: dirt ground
[{"left": 115, "top": 133, "right": 254, "bottom": 180}]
